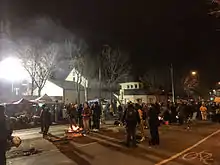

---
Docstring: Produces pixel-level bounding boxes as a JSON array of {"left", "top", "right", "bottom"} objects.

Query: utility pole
[
  {"left": 98, "top": 66, "right": 102, "bottom": 100},
  {"left": 170, "top": 64, "right": 175, "bottom": 103}
]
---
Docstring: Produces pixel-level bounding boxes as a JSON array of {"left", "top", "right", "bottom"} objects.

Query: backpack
[{"left": 125, "top": 107, "right": 137, "bottom": 121}]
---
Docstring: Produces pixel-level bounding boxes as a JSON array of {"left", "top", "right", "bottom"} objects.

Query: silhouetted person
[
  {"left": 92, "top": 102, "right": 101, "bottom": 131},
  {"left": 148, "top": 104, "right": 160, "bottom": 146},
  {"left": 123, "top": 103, "right": 140, "bottom": 147},
  {"left": 40, "top": 104, "right": 52, "bottom": 137},
  {"left": 0, "top": 105, "right": 13, "bottom": 165},
  {"left": 118, "top": 104, "right": 123, "bottom": 121},
  {"left": 77, "top": 104, "right": 83, "bottom": 128},
  {"left": 66, "top": 103, "right": 77, "bottom": 129}
]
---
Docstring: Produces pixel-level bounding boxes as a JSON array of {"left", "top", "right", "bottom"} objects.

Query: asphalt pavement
[{"left": 7, "top": 121, "right": 220, "bottom": 165}]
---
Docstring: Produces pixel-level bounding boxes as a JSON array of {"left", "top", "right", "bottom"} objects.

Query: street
[{"left": 7, "top": 122, "right": 220, "bottom": 165}]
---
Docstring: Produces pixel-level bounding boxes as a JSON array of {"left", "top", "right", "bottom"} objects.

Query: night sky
[{"left": 1, "top": 0, "right": 220, "bottom": 90}]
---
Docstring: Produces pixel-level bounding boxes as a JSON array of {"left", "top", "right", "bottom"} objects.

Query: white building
[
  {"left": 119, "top": 82, "right": 158, "bottom": 104},
  {"left": 65, "top": 68, "right": 88, "bottom": 88},
  {"left": 33, "top": 80, "right": 83, "bottom": 103},
  {"left": 33, "top": 68, "right": 109, "bottom": 103}
]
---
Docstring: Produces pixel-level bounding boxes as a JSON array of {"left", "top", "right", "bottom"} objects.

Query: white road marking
[
  {"left": 74, "top": 142, "right": 98, "bottom": 148},
  {"left": 155, "top": 129, "right": 220, "bottom": 165}
]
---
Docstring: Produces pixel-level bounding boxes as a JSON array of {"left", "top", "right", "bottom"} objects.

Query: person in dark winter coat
[
  {"left": 170, "top": 103, "right": 177, "bottom": 123},
  {"left": 118, "top": 104, "right": 123, "bottom": 121},
  {"left": 67, "top": 103, "right": 77, "bottom": 129},
  {"left": 77, "top": 104, "right": 83, "bottom": 128},
  {"left": 148, "top": 104, "right": 160, "bottom": 146},
  {"left": 177, "top": 102, "right": 187, "bottom": 125},
  {"left": 0, "top": 105, "right": 13, "bottom": 165},
  {"left": 92, "top": 102, "right": 101, "bottom": 131},
  {"left": 40, "top": 105, "right": 52, "bottom": 136},
  {"left": 122, "top": 103, "right": 140, "bottom": 147}
]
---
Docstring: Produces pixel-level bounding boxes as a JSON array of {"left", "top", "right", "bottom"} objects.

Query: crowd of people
[
  {"left": 1, "top": 99, "right": 220, "bottom": 164},
  {"left": 64, "top": 102, "right": 101, "bottom": 133},
  {"left": 119, "top": 100, "right": 220, "bottom": 148},
  {"left": 39, "top": 99, "right": 220, "bottom": 147},
  {"left": 38, "top": 101, "right": 102, "bottom": 136}
]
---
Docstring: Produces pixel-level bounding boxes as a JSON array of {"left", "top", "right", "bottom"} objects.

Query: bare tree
[
  {"left": 17, "top": 39, "right": 59, "bottom": 96},
  {"left": 102, "top": 46, "right": 130, "bottom": 102},
  {"left": 64, "top": 39, "right": 92, "bottom": 103},
  {"left": 183, "top": 74, "right": 199, "bottom": 98}
]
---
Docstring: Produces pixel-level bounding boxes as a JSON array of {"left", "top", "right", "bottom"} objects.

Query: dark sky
[{"left": 1, "top": 0, "right": 220, "bottom": 89}]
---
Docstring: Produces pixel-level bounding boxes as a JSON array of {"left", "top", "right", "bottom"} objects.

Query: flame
[{"left": 68, "top": 125, "right": 80, "bottom": 132}]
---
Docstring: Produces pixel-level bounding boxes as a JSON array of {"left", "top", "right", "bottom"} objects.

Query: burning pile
[{"left": 65, "top": 125, "right": 84, "bottom": 138}]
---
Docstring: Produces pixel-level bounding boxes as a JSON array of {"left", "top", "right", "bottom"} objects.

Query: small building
[
  {"left": 119, "top": 82, "right": 167, "bottom": 104},
  {"left": 33, "top": 80, "right": 85, "bottom": 104}
]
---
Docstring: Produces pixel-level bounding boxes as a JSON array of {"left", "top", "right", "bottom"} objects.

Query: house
[
  {"left": 119, "top": 82, "right": 167, "bottom": 104},
  {"left": 33, "top": 79, "right": 85, "bottom": 104},
  {"left": 65, "top": 68, "right": 88, "bottom": 88},
  {"left": 33, "top": 66, "right": 110, "bottom": 104}
]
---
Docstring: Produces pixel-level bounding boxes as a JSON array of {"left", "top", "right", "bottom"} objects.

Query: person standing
[
  {"left": 136, "top": 104, "right": 145, "bottom": 142},
  {"left": 118, "top": 104, "right": 123, "bottom": 121},
  {"left": 77, "top": 104, "right": 83, "bottom": 128},
  {"left": 0, "top": 105, "right": 13, "bottom": 165},
  {"left": 123, "top": 103, "right": 140, "bottom": 147},
  {"left": 82, "top": 102, "right": 92, "bottom": 134},
  {"left": 67, "top": 103, "right": 77, "bottom": 129},
  {"left": 40, "top": 104, "right": 52, "bottom": 137},
  {"left": 92, "top": 102, "right": 101, "bottom": 131},
  {"left": 200, "top": 103, "right": 207, "bottom": 120},
  {"left": 148, "top": 103, "right": 160, "bottom": 146}
]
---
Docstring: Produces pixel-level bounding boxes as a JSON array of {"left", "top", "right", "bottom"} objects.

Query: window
[
  {"left": 135, "top": 84, "right": 138, "bottom": 88},
  {"left": 149, "top": 98, "right": 153, "bottom": 103},
  {"left": 127, "top": 85, "right": 130, "bottom": 89},
  {"left": 131, "top": 85, "right": 133, "bottom": 89}
]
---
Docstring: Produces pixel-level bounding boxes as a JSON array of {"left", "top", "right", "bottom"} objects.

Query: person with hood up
[
  {"left": 123, "top": 103, "right": 140, "bottom": 147},
  {"left": 77, "top": 104, "right": 83, "bottom": 128},
  {"left": 92, "top": 102, "right": 101, "bottom": 132},
  {"left": 40, "top": 104, "right": 52, "bottom": 137},
  {"left": 148, "top": 103, "right": 160, "bottom": 146}
]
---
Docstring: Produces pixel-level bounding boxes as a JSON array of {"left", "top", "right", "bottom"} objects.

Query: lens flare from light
[{"left": 0, "top": 57, "right": 29, "bottom": 82}]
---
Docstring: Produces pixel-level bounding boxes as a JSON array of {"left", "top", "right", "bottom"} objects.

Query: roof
[
  {"left": 120, "top": 82, "right": 142, "bottom": 85},
  {"left": 49, "top": 79, "right": 78, "bottom": 90},
  {"left": 12, "top": 98, "right": 36, "bottom": 104},
  {"left": 35, "top": 94, "right": 53, "bottom": 102}
]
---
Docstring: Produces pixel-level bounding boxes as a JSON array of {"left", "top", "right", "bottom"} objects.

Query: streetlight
[
  {"left": 191, "top": 71, "right": 197, "bottom": 76},
  {"left": 0, "top": 57, "right": 30, "bottom": 95}
]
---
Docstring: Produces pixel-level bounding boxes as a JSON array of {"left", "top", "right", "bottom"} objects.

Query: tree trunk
[
  {"left": 38, "top": 87, "right": 42, "bottom": 97},
  {"left": 77, "top": 83, "right": 80, "bottom": 104},
  {"left": 84, "top": 86, "right": 88, "bottom": 102},
  {"left": 31, "top": 78, "right": 34, "bottom": 96},
  {"left": 109, "top": 83, "right": 112, "bottom": 104}
]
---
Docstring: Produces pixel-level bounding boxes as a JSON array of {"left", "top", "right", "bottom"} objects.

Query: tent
[
  {"left": 12, "top": 98, "right": 36, "bottom": 105},
  {"left": 34, "top": 94, "right": 53, "bottom": 103}
]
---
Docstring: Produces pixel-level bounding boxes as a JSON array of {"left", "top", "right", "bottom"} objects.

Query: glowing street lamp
[
  {"left": 0, "top": 57, "right": 30, "bottom": 93},
  {"left": 191, "top": 71, "right": 197, "bottom": 76}
]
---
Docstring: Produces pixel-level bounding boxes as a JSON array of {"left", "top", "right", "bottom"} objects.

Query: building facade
[{"left": 119, "top": 82, "right": 166, "bottom": 104}]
